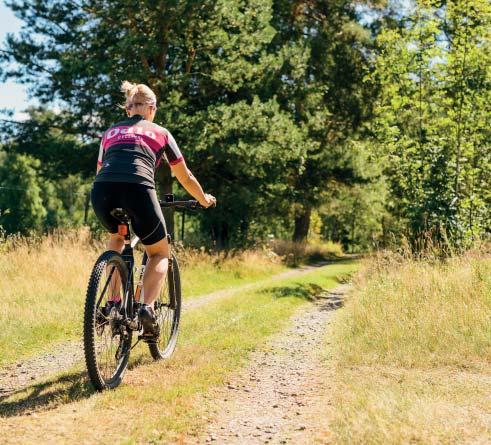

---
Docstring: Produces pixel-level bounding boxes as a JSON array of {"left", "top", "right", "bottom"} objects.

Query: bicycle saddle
[{"left": 110, "top": 208, "right": 130, "bottom": 223}]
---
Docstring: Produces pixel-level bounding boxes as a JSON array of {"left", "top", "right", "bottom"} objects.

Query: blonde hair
[{"left": 121, "top": 81, "right": 157, "bottom": 108}]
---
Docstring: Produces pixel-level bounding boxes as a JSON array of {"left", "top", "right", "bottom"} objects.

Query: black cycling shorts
[{"left": 91, "top": 182, "right": 167, "bottom": 245}]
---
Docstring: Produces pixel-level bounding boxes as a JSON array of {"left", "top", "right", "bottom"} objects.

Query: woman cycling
[{"left": 91, "top": 81, "right": 216, "bottom": 337}]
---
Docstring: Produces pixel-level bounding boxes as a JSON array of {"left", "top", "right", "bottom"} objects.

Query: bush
[{"left": 269, "top": 239, "right": 343, "bottom": 266}]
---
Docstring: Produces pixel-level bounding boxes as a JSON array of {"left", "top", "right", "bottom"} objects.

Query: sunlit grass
[
  {"left": 0, "top": 230, "right": 285, "bottom": 366},
  {"left": 270, "top": 239, "right": 343, "bottom": 266},
  {"left": 0, "top": 262, "right": 357, "bottom": 444},
  {"left": 327, "top": 251, "right": 491, "bottom": 444}
]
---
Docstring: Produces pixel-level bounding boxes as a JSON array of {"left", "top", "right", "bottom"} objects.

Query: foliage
[
  {"left": 370, "top": 0, "right": 491, "bottom": 247},
  {"left": 0, "top": 0, "right": 301, "bottom": 243},
  {"left": 0, "top": 0, "right": 377, "bottom": 246},
  {"left": 0, "top": 148, "right": 93, "bottom": 234},
  {"left": 185, "top": 97, "right": 306, "bottom": 246},
  {"left": 1, "top": 0, "right": 488, "bottom": 250},
  {"left": 267, "top": 0, "right": 379, "bottom": 241},
  {"left": 0, "top": 153, "right": 46, "bottom": 233},
  {"left": 320, "top": 182, "right": 387, "bottom": 252}
]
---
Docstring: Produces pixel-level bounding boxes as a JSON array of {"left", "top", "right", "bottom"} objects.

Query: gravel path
[
  {"left": 0, "top": 263, "right": 330, "bottom": 395},
  {"left": 196, "top": 285, "right": 349, "bottom": 444}
]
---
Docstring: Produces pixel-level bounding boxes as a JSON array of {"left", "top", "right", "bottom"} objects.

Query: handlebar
[
  {"left": 159, "top": 199, "right": 204, "bottom": 210},
  {"left": 159, "top": 193, "right": 216, "bottom": 211}
]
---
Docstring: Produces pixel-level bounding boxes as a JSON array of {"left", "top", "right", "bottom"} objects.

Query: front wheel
[
  {"left": 148, "top": 253, "right": 182, "bottom": 360},
  {"left": 84, "top": 250, "right": 132, "bottom": 390}
]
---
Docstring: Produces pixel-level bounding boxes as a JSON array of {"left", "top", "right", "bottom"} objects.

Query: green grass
[
  {"left": 0, "top": 235, "right": 285, "bottom": 366},
  {"left": 325, "top": 252, "right": 491, "bottom": 444},
  {"left": 0, "top": 261, "right": 358, "bottom": 444},
  {"left": 179, "top": 249, "right": 285, "bottom": 297}
]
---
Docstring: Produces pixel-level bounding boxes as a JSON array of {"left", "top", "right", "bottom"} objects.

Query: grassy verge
[
  {"left": 0, "top": 261, "right": 358, "bottom": 444},
  {"left": 0, "top": 231, "right": 285, "bottom": 366},
  {"left": 327, "top": 251, "right": 491, "bottom": 444}
]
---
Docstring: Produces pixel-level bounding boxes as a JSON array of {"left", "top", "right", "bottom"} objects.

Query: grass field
[
  {"left": 0, "top": 261, "right": 358, "bottom": 443},
  {"left": 0, "top": 230, "right": 287, "bottom": 366},
  {"left": 327, "top": 250, "right": 491, "bottom": 444}
]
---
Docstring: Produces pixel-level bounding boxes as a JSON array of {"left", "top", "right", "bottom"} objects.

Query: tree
[
  {"left": 186, "top": 97, "right": 306, "bottom": 246},
  {"left": 266, "top": 0, "right": 378, "bottom": 242},
  {"left": 370, "top": 0, "right": 491, "bottom": 246},
  {"left": 0, "top": 153, "right": 47, "bottom": 233},
  {"left": 1, "top": 0, "right": 305, "bottom": 243}
]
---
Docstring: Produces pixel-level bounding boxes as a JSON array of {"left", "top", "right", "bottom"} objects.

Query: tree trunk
[
  {"left": 212, "top": 221, "right": 229, "bottom": 249},
  {"left": 292, "top": 206, "right": 311, "bottom": 243},
  {"left": 157, "top": 163, "right": 174, "bottom": 238}
]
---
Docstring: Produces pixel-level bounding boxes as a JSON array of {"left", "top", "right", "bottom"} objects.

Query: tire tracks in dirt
[{"left": 194, "top": 285, "right": 349, "bottom": 444}]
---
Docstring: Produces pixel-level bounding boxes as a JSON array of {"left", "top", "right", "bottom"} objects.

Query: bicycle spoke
[
  {"left": 96, "top": 265, "right": 116, "bottom": 310},
  {"left": 93, "top": 264, "right": 125, "bottom": 382}
]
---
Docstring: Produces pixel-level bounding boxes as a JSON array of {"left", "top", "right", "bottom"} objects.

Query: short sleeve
[{"left": 164, "top": 130, "right": 184, "bottom": 166}]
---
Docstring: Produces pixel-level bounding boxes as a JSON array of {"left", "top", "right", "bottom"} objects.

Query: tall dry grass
[
  {"left": 329, "top": 249, "right": 491, "bottom": 444},
  {"left": 335, "top": 249, "right": 491, "bottom": 368},
  {"left": 0, "top": 229, "right": 102, "bottom": 365},
  {"left": 0, "top": 230, "right": 286, "bottom": 365}
]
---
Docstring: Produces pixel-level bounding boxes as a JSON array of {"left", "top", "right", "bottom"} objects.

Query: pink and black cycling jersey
[{"left": 95, "top": 114, "right": 184, "bottom": 188}]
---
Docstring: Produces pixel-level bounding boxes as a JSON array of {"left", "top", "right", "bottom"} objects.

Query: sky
[{"left": 0, "top": 0, "right": 31, "bottom": 119}]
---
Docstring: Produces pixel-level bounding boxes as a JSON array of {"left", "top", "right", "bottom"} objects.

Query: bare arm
[
  {"left": 96, "top": 137, "right": 104, "bottom": 175},
  {"left": 171, "top": 161, "right": 216, "bottom": 207}
]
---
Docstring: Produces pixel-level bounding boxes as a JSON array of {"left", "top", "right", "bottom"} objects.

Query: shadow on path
[
  {"left": 0, "top": 370, "right": 93, "bottom": 417},
  {"left": 263, "top": 277, "right": 348, "bottom": 309},
  {"left": 0, "top": 354, "right": 151, "bottom": 418}
]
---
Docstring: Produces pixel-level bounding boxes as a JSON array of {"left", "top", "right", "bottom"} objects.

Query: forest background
[{"left": 0, "top": 0, "right": 489, "bottom": 252}]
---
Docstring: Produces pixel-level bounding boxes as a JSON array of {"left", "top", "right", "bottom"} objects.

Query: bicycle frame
[
  {"left": 117, "top": 218, "right": 175, "bottom": 324},
  {"left": 107, "top": 194, "right": 202, "bottom": 326},
  {"left": 119, "top": 221, "right": 137, "bottom": 320}
]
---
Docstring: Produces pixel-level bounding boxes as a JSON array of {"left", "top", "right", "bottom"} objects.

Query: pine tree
[
  {"left": 266, "top": 0, "right": 377, "bottom": 241},
  {"left": 1, "top": 0, "right": 305, "bottom": 243}
]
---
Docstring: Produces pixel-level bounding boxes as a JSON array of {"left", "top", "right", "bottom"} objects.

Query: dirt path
[
  {"left": 195, "top": 285, "right": 348, "bottom": 444},
  {"left": 0, "top": 263, "right": 332, "bottom": 395}
]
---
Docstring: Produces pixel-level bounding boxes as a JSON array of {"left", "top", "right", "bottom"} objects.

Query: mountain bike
[{"left": 83, "top": 195, "right": 204, "bottom": 391}]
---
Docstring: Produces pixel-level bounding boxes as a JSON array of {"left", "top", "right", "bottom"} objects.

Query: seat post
[
  {"left": 119, "top": 223, "right": 133, "bottom": 258},
  {"left": 110, "top": 208, "right": 132, "bottom": 258}
]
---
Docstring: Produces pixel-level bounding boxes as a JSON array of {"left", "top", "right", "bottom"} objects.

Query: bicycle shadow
[
  {"left": 0, "top": 354, "right": 150, "bottom": 417},
  {"left": 0, "top": 370, "right": 92, "bottom": 417}
]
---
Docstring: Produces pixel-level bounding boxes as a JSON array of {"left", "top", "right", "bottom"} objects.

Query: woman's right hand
[{"left": 199, "top": 193, "right": 217, "bottom": 208}]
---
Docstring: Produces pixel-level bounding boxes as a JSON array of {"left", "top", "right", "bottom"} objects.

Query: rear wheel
[
  {"left": 148, "top": 253, "right": 181, "bottom": 360},
  {"left": 84, "top": 251, "right": 132, "bottom": 390}
]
